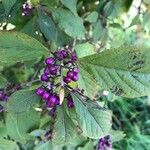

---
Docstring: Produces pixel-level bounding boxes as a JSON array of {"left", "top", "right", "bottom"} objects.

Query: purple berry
[
  {"left": 67, "top": 71, "right": 74, "bottom": 79},
  {"left": 41, "top": 74, "right": 49, "bottom": 82},
  {"left": 44, "top": 67, "right": 50, "bottom": 75},
  {"left": 63, "top": 77, "right": 71, "bottom": 84},
  {"left": 3, "top": 95, "right": 9, "bottom": 101},
  {"left": 71, "top": 53, "right": 77, "bottom": 62},
  {"left": 67, "top": 96, "right": 74, "bottom": 108},
  {"left": 49, "top": 94, "right": 59, "bottom": 106},
  {"left": 61, "top": 50, "right": 68, "bottom": 58},
  {"left": 36, "top": 87, "right": 45, "bottom": 96},
  {"left": 49, "top": 66, "right": 58, "bottom": 75},
  {"left": 72, "top": 74, "right": 79, "bottom": 81},
  {"left": 42, "top": 91, "right": 50, "bottom": 101},
  {"left": 73, "top": 68, "right": 80, "bottom": 74},
  {"left": 55, "top": 51, "right": 64, "bottom": 60},
  {"left": 45, "top": 57, "right": 55, "bottom": 65}
]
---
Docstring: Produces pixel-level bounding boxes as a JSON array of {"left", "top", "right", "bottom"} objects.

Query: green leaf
[
  {"left": 60, "top": 0, "right": 77, "bottom": 15},
  {"left": 37, "top": 10, "right": 57, "bottom": 42},
  {"left": 78, "top": 140, "right": 94, "bottom": 150},
  {"left": 0, "top": 122, "right": 7, "bottom": 138},
  {"left": 93, "top": 20, "right": 107, "bottom": 42},
  {"left": 6, "top": 109, "right": 40, "bottom": 143},
  {"left": 79, "top": 46, "right": 150, "bottom": 98},
  {"left": 75, "top": 42, "right": 96, "bottom": 58},
  {"left": 2, "top": 0, "right": 17, "bottom": 14},
  {"left": 85, "top": 11, "right": 98, "bottom": 23},
  {"left": 0, "top": 32, "right": 48, "bottom": 66},
  {"left": 0, "top": 75, "right": 7, "bottom": 89},
  {"left": 35, "top": 141, "right": 52, "bottom": 150},
  {"left": 72, "top": 94, "right": 112, "bottom": 139},
  {"left": 52, "top": 106, "right": 77, "bottom": 144},
  {"left": 6, "top": 90, "right": 40, "bottom": 113},
  {"left": 78, "top": 67, "right": 99, "bottom": 99},
  {"left": 51, "top": 9, "right": 85, "bottom": 39},
  {"left": 110, "top": 130, "right": 125, "bottom": 142},
  {"left": 0, "top": 139, "right": 19, "bottom": 150}
]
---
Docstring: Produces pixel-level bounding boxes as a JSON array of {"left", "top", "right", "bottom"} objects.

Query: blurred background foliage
[{"left": 0, "top": 0, "right": 150, "bottom": 149}]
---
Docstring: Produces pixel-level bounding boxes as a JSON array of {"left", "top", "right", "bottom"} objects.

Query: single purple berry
[
  {"left": 73, "top": 68, "right": 80, "bottom": 74},
  {"left": 67, "top": 71, "right": 74, "bottom": 79},
  {"left": 49, "top": 94, "right": 60, "bottom": 106},
  {"left": 44, "top": 67, "right": 50, "bottom": 75},
  {"left": 41, "top": 74, "right": 49, "bottom": 82},
  {"left": 49, "top": 66, "right": 58, "bottom": 75},
  {"left": 67, "top": 96, "right": 74, "bottom": 108},
  {"left": 36, "top": 87, "right": 45, "bottom": 96},
  {"left": 72, "top": 74, "right": 79, "bottom": 81},
  {"left": 63, "top": 77, "right": 71, "bottom": 84},
  {"left": 71, "top": 53, "right": 77, "bottom": 62},
  {"left": 42, "top": 91, "right": 50, "bottom": 101},
  {"left": 45, "top": 57, "right": 55, "bottom": 65},
  {"left": 61, "top": 50, "right": 68, "bottom": 58},
  {"left": 3, "top": 95, "right": 9, "bottom": 101},
  {"left": 55, "top": 51, "right": 64, "bottom": 60}
]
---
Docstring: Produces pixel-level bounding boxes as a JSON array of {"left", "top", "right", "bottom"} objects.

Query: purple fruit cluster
[
  {"left": 36, "top": 48, "right": 79, "bottom": 109},
  {"left": 22, "top": 1, "right": 32, "bottom": 16},
  {"left": 97, "top": 135, "right": 112, "bottom": 150}
]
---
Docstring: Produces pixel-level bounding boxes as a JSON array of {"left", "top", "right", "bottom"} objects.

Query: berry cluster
[
  {"left": 22, "top": 0, "right": 32, "bottom": 16},
  {"left": 97, "top": 135, "right": 112, "bottom": 150},
  {"left": 0, "top": 83, "right": 21, "bottom": 112},
  {"left": 36, "top": 48, "right": 79, "bottom": 109}
]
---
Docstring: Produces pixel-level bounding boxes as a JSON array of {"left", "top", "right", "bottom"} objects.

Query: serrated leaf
[
  {"left": 6, "top": 90, "right": 40, "bottom": 113},
  {"left": 110, "top": 130, "right": 125, "bottom": 142},
  {"left": 60, "top": 0, "right": 77, "bottom": 15},
  {"left": 0, "top": 139, "right": 19, "bottom": 150},
  {"left": 79, "top": 46, "right": 150, "bottom": 98},
  {"left": 51, "top": 9, "right": 85, "bottom": 39},
  {"left": 0, "top": 32, "right": 48, "bottom": 66},
  {"left": 0, "top": 75, "right": 7, "bottom": 89},
  {"left": 6, "top": 109, "right": 40, "bottom": 143},
  {"left": 72, "top": 94, "right": 112, "bottom": 139},
  {"left": 78, "top": 67, "right": 99, "bottom": 99},
  {"left": 2, "top": 0, "right": 17, "bottom": 14},
  {"left": 52, "top": 107, "right": 77, "bottom": 144},
  {"left": 75, "top": 42, "right": 96, "bottom": 58}
]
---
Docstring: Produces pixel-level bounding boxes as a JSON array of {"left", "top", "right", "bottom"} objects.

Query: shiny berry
[
  {"left": 63, "top": 77, "right": 71, "bottom": 84},
  {"left": 61, "top": 50, "right": 68, "bottom": 58},
  {"left": 36, "top": 87, "right": 45, "bottom": 96},
  {"left": 67, "top": 96, "right": 74, "bottom": 108},
  {"left": 49, "top": 94, "right": 59, "bottom": 105},
  {"left": 41, "top": 74, "right": 49, "bottom": 82},
  {"left": 44, "top": 67, "right": 50, "bottom": 74},
  {"left": 73, "top": 68, "right": 80, "bottom": 74},
  {"left": 45, "top": 57, "right": 55, "bottom": 65},
  {"left": 49, "top": 66, "right": 58, "bottom": 75},
  {"left": 42, "top": 91, "right": 50, "bottom": 101},
  {"left": 67, "top": 71, "right": 74, "bottom": 79},
  {"left": 72, "top": 74, "right": 79, "bottom": 81},
  {"left": 71, "top": 53, "right": 77, "bottom": 62}
]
